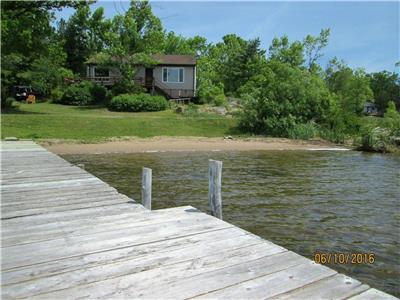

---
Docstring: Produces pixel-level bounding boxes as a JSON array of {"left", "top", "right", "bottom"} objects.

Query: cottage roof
[
  {"left": 86, "top": 54, "right": 196, "bottom": 66},
  {"left": 151, "top": 54, "right": 196, "bottom": 66}
]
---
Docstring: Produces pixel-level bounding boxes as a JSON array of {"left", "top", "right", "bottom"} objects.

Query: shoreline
[{"left": 39, "top": 137, "right": 350, "bottom": 155}]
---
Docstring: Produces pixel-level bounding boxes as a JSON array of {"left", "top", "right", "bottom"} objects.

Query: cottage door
[{"left": 145, "top": 68, "right": 154, "bottom": 87}]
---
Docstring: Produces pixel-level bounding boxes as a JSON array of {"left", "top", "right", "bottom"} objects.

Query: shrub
[
  {"left": 355, "top": 101, "right": 400, "bottom": 152},
  {"left": 111, "top": 81, "right": 145, "bottom": 96},
  {"left": 359, "top": 126, "right": 391, "bottom": 153},
  {"left": 238, "top": 93, "right": 297, "bottom": 136},
  {"left": 59, "top": 81, "right": 107, "bottom": 106},
  {"left": 213, "top": 94, "right": 227, "bottom": 107},
  {"left": 30, "top": 81, "right": 48, "bottom": 98},
  {"left": 238, "top": 62, "right": 334, "bottom": 137},
  {"left": 1, "top": 97, "right": 15, "bottom": 109},
  {"left": 90, "top": 84, "right": 107, "bottom": 104},
  {"left": 50, "top": 88, "right": 64, "bottom": 103},
  {"left": 318, "top": 128, "right": 347, "bottom": 144},
  {"left": 197, "top": 81, "right": 226, "bottom": 106},
  {"left": 105, "top": 89, "right": 114, "bottom": 104},
  {"left": 288, "top": 122, "right": 319, "bottom": 140},
  {"left": 60, "top": 81, "right": 92, "bottom": 106},
  {"left": 383, "top": 101, "right": 400, "bottom": 137},
  {"left": 108, "top": 93, "right": 168, "bottom": 112}
]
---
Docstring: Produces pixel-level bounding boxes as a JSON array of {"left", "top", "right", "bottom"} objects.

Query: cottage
[{"left": 86, "top": 54, "right": 197, "bottom": 99}]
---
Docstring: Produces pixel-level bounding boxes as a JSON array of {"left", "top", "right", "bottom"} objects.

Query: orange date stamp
[{"left": 314, "top": 252, "right": 375, "bottom": 265}]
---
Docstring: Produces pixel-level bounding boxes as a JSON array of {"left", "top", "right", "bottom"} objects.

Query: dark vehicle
[{"left": 13, "top": 85, "right": 34, "bottom": 101}]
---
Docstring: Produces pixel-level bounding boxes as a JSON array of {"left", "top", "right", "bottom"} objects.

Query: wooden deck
[{"left": 1, "top": 141, "right": 397, "bottom": 299}]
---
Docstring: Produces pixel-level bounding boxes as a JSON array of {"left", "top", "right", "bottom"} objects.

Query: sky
[{"left": 55, "top": 1, "right": 400, "bottom": 73}]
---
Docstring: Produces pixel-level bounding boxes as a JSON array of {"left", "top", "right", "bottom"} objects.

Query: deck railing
[{"left": 84, "top": 76, "right": 121, "bottom": 86}]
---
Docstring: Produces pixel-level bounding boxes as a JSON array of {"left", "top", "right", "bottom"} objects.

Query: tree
[
  {"left": 268, "top": 35, "right": 304, "bottom": 68},
  {"left": 106, "top": 0, "right": 164, "bottom": 55},
  {"left": 1, "top": 1, "right": 91, "bottom": 15},
  {"left": 1, "top": 1, "right": 91, "bottom": 59},
  {"left": 209, "top": 34, "right": 266, "bottom": 95},
  {"left": 59, "top": 6, "right": 110, "bottom": 75},
  {"left": 86, "top": 1, "right": 165, "bottom": 93},
  {"left": 163, "top": 32, "right": 208, "bottom": 56},
  {"left": 303, "top": 29, "right": 330, "bottom": 71},
  {"left": 60, "top": 6, "right": 109, "bottom": 74},
  {"left": 163, "top": 32, "right": 193, "bottom": 55},
  {"left": 61, "top": 6, "right": 91, "bottom": 74},
  {"left": 1, "top": 0, "right": 90, "bottom": 98},
  {"left": 368, "top": 71, "right": 400, "bottom": 112},
  {"left": 186, "top": 36, "right": 208, "bottom": 57},
  {"left": 236, "top": 38, "right": 267, "bottom": 87},
  {"left": 325, "top": 58, "right": 373, "bottom": 115},
  {"left": 238, "top": 60, "right": 334, "bottom": 136}
]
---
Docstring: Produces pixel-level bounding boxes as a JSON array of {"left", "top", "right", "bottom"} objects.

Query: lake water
[{"left": 63, "top": 150, "right": 400, "bottom": 297}]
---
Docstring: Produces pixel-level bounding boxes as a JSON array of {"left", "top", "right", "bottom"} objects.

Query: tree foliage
[
  {"left": 368, "top": 71, "right": 400, "bottom": 112},
  {"left": 269, "top": 36, "right": 304, "bottom": 68},
  {"left": 0, "top": 0, "right": 93, "bottom": 99},
  {"left": 238, "top": 60, "right": 334, "bottom": 136},
  {"left": 60, "top": 6, "right": 109, "bottom": 74},
  {"left": 106, "top": 0, "right": 164, "bottom": 55},
  {"left": 2, "top": 0, "right": 399, "bottom": 150},
  {"left": 303, "top": 29, "right": 330, "bottom": 71},
  {"left": 326, "top": 58, "right": 373, "bottom": 115}
]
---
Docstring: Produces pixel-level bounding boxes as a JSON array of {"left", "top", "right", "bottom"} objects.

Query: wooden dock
[{"left": 1, "top": 141, "right": 397, "bottom": 299}]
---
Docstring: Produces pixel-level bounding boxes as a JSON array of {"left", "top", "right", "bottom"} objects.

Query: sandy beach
[{"left": 41, "top": 137, "right": 349, "bottom": 154}]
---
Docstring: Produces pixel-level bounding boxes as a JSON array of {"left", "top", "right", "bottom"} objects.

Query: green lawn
[{"left": 1, "top": 102, "right": 238, "bottom": 141}]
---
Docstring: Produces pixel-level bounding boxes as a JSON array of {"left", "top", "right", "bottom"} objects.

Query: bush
[
  {"left": 356, "top": 102, "right": 400, "bottom": 152},
  {"left": 90, "top": 84, "right": 107, "bottom": 104},
  {"left": 288, "top": 122, "right": 319, "bottom": 140},
  {"left": 108, "top": 93, "right": 168, "bottom": 112},
  {"left": 238, "top": 61, "right": 333, "bottom": 137},
  {"left": 105, "top": 89, "right": 114, "bottom": 104},
  {"left": 383, "top": 101, "right": 400, "bottom": 137},
  {"left": 30, "top": 81, "right": 48, "bottom": 98},
  {"left": 50, "top": 88, "right": 64, "bottom": 103},
  {"left": 318, "top": 128, "right": 347, "bottom": 144},
  {"left": 359, "top": 126, "right": 391, "bottom": 153},
  {"left": 111, "top": 81, "right": 145, "bottom": 96},
  {"left": 60, "top": 81, "right": 93, "bottom": 106},
  {"left": 197, "top": 81, "right": 226, "bottom": 106},
  {"left": 59, "top": 81, "right": 108, "bottom": 106},
  {"left": 1, "top": 97, "right": 16, "bottom": 109},
  {"left": 213, "top": 94, "right": 227, "bottom": 107}
]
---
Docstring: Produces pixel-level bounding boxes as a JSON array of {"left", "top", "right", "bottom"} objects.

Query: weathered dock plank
[
  {"left": 2, "top": 202, "right": 140, "bottom": 227},
  {"left": 1, "top": 227, "right": 248, "bottom": 286},
  {"left": 3, "top": 233, "right": 277, "bottom": 298},
  {"left": 349, "top": 289, "right": 399, "bottom": 300},
  {"left": 2, "top": 215, "right": 231, "bottom": 270},
  {"left": 2, "top": 207, "right": 225, "bottom": 247},
  {"left": 270, "top": 274, "right": 370, "bottom": 300},
  {"left": 1, "top": 141, "right": 397, "bottom": 299}
]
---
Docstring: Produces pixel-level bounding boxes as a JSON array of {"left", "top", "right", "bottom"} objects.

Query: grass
[{"left": 1, "top": 102, "right": 238, "bottom": 141}]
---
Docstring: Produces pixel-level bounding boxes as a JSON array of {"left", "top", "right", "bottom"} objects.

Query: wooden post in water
[
  {"left": 208, "top": 159, "right": 223, "bottom": 220},
  {"left": 142, "top": 167, "right": 152, "bottom": 210}
]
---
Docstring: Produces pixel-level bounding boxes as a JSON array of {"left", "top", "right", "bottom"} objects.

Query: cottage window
[{"left": 162, "top": 67, "right": 184, "bottom": 83}]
